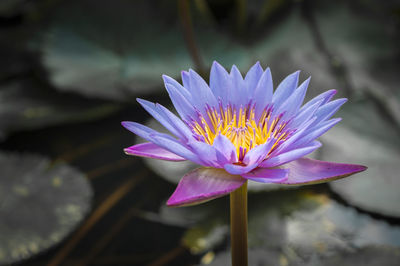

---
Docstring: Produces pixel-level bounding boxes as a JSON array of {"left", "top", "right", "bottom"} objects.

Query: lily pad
[
  {"left": 320, "top": 99, "right": 400, "bottom": 218},
  {"left": 198, "top": 192, "right": 400, "bottom": 265},
  {"left": 314, "top": 1, "right": 400, "bottom": 124},
  {"left": 40, "top": 0, "right": 271, "bottom": 101},
  {"left": 41, "top": 0, "right": 335, "bottom": 101},
  {"left": 0, "top": 79, "right": 119, "bottom": 140},
  {"left": 287, "top": 199, "right": 400, "bottom": 256},
  {"left": 0, "top": 152, "right": 93, "bottom": 265}
]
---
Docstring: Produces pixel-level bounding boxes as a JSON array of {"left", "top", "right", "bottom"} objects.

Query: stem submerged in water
[{"left": 230, "top": 181, "right": 248, "bottom": 266}]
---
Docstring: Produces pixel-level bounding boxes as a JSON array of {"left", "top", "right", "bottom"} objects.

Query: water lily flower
[{"left": 122, "top": 61, "right": 366, "bottom": 207}]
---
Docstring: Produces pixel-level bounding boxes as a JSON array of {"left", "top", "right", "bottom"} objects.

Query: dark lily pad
[
  {"left": 314, "top": 1, "right": 400, "bottom": 124},
  {"left": 0, "top": 152, "right": 93, "bottom": 265},
  {"left": 0, "top": 79, "right": 119, "bottom": 140},
  {"left": 321, "top": 246, "right": 400, "bottom": 266},
  {"left": 198, "top": 192, "right": 400, "bottom": 265},
  {"left": 320, "top": 99, "right": 400, "bottom": 218},
  {"left": 40, "top": 0, "right": 334, "bottom": 101},
  {"left": 286, "top": 199, "right": 400, "bottom": 256},
  {"left": 0, "top": 0, "right": 24, "bottom": 18},
  {"left": 40, "top": 0, "right": 193, "bottom": 100}
]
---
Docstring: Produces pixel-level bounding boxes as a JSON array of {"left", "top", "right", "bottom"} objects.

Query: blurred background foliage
[{"left": 0, "top": 0, "right": 399, "bottom": 265}]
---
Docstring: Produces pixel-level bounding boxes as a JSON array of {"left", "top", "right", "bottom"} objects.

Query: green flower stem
[{"left": 230, "top": 181, "right": 248, "bottom": 266}]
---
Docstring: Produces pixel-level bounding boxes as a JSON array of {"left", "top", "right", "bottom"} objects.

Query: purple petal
[
  {"left": 186, "top": 140, "right": 221, "bottom": 168},
  {"left": 278, "top": 158, "right": 367, "bottom": 185},
  {"left": 260, "top": 141, "right": 322, "bottom": 168},
  {"left": 300, "top": 89, "right": 337, "bottom": 112},
  {"left": 121, "top": 121, "right": 164, "bottom": 142},
  {"left": 224, "top": 141, "right": 274, "bottom": 175},
  {"left": 243, "top": 141, "right": 274, "bottom": 165},
  {"left": 272, "top": 71, "right": 300, "bottom": 108},
  {"left": 181, "top": 70, "right": 191, "bottom": 92},
  {"left": 136, "top": 99, "right": 183, "bottom": 138},
  {"left": 276, "top": 117, "right": 317, "bottom": 154},
  {"left": 291, "top": 118, "right": 341, "bottom": 149},
  {"left": 150, "top": 134, "right": 203, "bottom": 165},
  {"left": 167, "top": 167, "right": 246, "bottom": 207},
  {"left": 244, "top": 62, "right": 263, "bottom": 92},
  {"left": 162, "top": 75, "right": 192, "bottom": 101},
  {"left": 164, "top": 83, "right": 196, "bottom": 121},
  {"left": 189, "top": 69, "right": 218, "bottom": 110},
  {"left": 212, "top": 134, "right": 237, "bottom": 164},
  {"left": 224, "top": 163, "right": 258, "bottom": 175},
  {"left": 210, "top": 61, "right": 231, "bottom": 106},
  {"left": 313, "top": 98, "right": 347, "bottom": 125},
  {"left": 289, "top": 99, "right": 322, "bottom": 128},
  {"left": 155, "top": 103, "right": 194, "bottom": 140},
  {"left": 242, "top": 168, "right": 289, "bottom": 183},
  {"left": 253, "top": 68, "right": 273, "bottom": 118},
  {"left": 230, "top": 65, "right": 245, "bottom": 105},
  {"left": 124, "top": 142, "right": 186, "bottom": 161},
  {"left": 278, "top": 77, "right": 310, "bottom": 120}
]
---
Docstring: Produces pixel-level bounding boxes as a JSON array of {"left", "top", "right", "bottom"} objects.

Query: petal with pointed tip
[
  {"left": 164, "top": 83, "right": 195, "bottom": 121},
  {"left": 253, "top": 68, "right": 273, "bottom": 118},
  {"left": 167, "top": 167, "right": 246, "bottom": 207},
  {"left": 189, "top": 69, "right": 218, "bottom": 109},
  {"left": 260, "top": 141, "right": 322, "bottom": 168},
  {"left": 272, "top": 71, "right": 299, "bottom": 108},
  {"left": 244, "top": 62, "right": 263, "bottom": 93},
  {"left": 124, "top": 142, "right": 186, "bottom": 161},
  {"left": 210, "top": 61, "right": 231, "bottom": 104},
  {"left": 242, "top": 168, "right": 289, "bottom": 183},
  {"left": 278, "top": 158, "right": 367, "bottom": 185},
  {"left": 212, "top": 134, "right": 237, "bottom": 164},
  {"left": 300, "top": 89, "right": 337, "bottom": 112}
]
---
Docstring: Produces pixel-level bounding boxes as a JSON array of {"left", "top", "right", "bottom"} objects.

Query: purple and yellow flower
[{"left": 122, "top": 62, "right": 366, "bottom": 207}]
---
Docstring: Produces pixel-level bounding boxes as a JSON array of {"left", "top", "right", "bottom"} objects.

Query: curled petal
[
  {"left": 242, "top": 168, "right": 289, "bottom": 183},
  {"left": 167, "top": 167, "right": 246, "bottom": 207},
  {"left": 278, "top": 158, "right": 367, "bottom": 185},
  {"left": 124, "top": 142, "right": 186, "bottom": 161}
]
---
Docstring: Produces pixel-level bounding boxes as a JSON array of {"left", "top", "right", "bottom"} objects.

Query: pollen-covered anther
[{"left": 190, "top": 103, "right": 291, "bottom": 160}]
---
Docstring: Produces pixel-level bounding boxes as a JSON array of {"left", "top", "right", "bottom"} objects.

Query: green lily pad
[
  {"left": 198, "top": 192, "right": 400, "bottom": 265},
  {"left": 320, "top": 99, "right": 400, "bottom": 218},
  {"left": 287, "top": 200, "right": 400, "bottom": 256},
  {"left": 314, "top": 1, "right": 400, "bottom": 124},
  {"left": 40, "top": 0, "right": 334, "bottom": 101},
  {"left": 0, "top": 152, "right": 93, "bottom": 265},
  {"left": 320, "top": 246, "right": 400, "bottom": 266},
  {"left": 0, "top": 80, "right": 119, "bottom": 140},
  {"left": 0, "top": 0, "right": 24, "bottom": 17}
]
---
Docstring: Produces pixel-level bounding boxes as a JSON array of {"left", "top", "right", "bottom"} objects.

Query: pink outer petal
[
  {"left": 242, "top": 168, "right": 289, "bottom": 183},
  {"left": 167, "top": 167, "right": 246, "bottom": 207},
  {"left": 277, "top": 158, "right": 367, "bottom": 185},
  {"left": 124, "top": 142, "right": 186, "bottom": 161}
]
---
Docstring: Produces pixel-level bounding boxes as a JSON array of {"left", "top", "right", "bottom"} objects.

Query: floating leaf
[
  {"left": 41, "top": 0, "right": 335, "bottom": 101},
  {"left": 0, "top": 79, "right": 118, "bottom": 140},
  {"left": 0, "top": 152, "right": 93, "bottom": 265},
  {"left": 320, "top": 99, "right": 400, "bottom": 218},
  {"left": 314, "top": 1, "right": 400, "bottom": 124}
]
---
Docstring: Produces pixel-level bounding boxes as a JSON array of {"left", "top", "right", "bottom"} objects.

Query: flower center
[{"left": 189, "top": 103, "right": 292, "bottom": 161}]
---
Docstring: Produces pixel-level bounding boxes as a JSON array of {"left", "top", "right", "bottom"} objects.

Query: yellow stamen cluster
[{"left": 190, "top": 104, "right": 291, "bottom": 160}]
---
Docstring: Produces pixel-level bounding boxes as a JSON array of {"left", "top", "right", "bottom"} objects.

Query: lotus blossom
[{"left": 122, "top": 61, "right": 366, "bottom": 207}]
